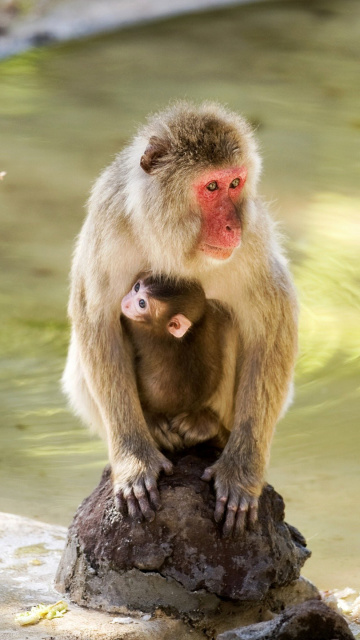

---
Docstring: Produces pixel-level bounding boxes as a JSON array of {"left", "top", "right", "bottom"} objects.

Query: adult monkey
[{"left": 63, "top": 102, "right": 298, "bottom": 537}]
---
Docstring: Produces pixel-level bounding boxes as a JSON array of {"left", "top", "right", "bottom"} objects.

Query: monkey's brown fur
[
  {"left": 122, "top": 274, "right": 231, "bottom": 452},
  {"left": 62, "top": 101, "right": 298, "bottom": 534}
]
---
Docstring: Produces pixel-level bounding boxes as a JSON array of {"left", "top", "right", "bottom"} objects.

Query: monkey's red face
[{"left": 193, "top": 166, "right": 247, "bottom": 261}]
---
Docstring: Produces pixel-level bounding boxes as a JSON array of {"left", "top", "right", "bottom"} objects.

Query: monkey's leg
[
  {"left": 145, "top": 413, "right": 184, "bottom": 452},
  {"left": 170, "top": 408, "right": 222, "bottom": 447}
]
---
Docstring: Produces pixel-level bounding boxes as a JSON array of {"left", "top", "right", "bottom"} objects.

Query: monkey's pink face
[
  {"left": 121, "top": 280, "right": 150, "bottom": 322},
  {"left": 193, "top": 166, "right": 247, "bottom": 261}
]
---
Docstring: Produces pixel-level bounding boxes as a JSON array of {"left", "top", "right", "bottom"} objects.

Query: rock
[
  {"left": 0, "top": 511, "right": 351, "bottom": 640},
  {"left": 217, "top": 599, "right": 355, "bottom": 639},
  {"left": 56, "top": 448, "right": 311, "bottom": 616},
  {"left": 265, "top": 576, "right": 320, "bottom": 613}
]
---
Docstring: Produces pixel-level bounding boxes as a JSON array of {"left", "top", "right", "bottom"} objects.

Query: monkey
[
  {"left": 62, "top": 101, "right": 298, "bottom": 537},
  {"left": 120, "top": 273, "right": 231, "bottom": 453}
]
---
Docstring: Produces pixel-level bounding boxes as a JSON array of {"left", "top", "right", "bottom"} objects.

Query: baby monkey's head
[{"left": 121, "top": 273, "right": 206, "bottom": 339}]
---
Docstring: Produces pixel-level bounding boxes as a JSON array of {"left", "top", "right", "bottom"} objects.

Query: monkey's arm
[
  {"left": 66, "top": 209, "right": 173, "bottom": 520},
  {"left": 202, "top": 265, "right": 298, "bottom": 537},
  {"left": 74, "top": 310, "right": 173, "bottom": 519}
]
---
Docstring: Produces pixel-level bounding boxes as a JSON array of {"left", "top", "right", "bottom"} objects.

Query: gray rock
[
  {"left": 265, "top": 576, "right": 320, "bottom": 613},
  {"left": 56, "top": 448, "right": 312, "bottom": 616},
  {"left": 217, "top": 600, "right": 355, "bottom": 639}
]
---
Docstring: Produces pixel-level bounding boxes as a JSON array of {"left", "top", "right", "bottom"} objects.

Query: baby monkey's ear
[{"left": 167, "top": 314, "right": 192, "bottom": 339}]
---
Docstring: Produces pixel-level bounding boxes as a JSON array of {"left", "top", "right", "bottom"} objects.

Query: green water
[{"left": 0, "top": 0, "right": 359, "bottom": 592}]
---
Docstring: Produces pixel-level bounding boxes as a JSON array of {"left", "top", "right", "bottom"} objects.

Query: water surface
[{"left": 0, "top": 0, "right": 359, "bottom": 591}]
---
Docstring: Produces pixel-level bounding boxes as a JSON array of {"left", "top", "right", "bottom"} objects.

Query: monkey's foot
[
  {"left": 145, "top": 413, "right": 184, "bottom": 452},
  {"left": 201, "top": 462, "right": 260, "bottom": 538},
  {"left": 170, "top": 409, "right": 221, "bottom": 447},
  {"left": 113, "top": 452, "right": 173, "bottom": 522}
]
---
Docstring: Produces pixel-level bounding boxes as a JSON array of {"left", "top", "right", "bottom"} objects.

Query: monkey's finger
[
  {"left": 133, "top": 482, "right": 155, "bottom": 522},
  {"left": 222, "top": 501, "right": 239, "bottom": 538},
  {"left": 161, "top": 459, "right": 174, "bottom": 476},
  {"left": 248, "top": 498, "right": 259, "bottom": 527},
  {"left": 234, "top": 505, "right": 247, "bottom": 536},
  {"left": 144, "top": 477, "right": 162, "bottom": 511},
  {"left": 201, "top": 466, "right": 215, "bottom": 482},
  {"left": 126, "top": 491, "right": 142, "bottom": 520},
  {"left": 214, "top": 493, "right": 228, "bottom": 523},
  {"left": 137, "top": 496, "right": 155, "bottom": 522},
  {"left": 156, "top": 430, "right": 177, "bottom": 452},
  {"left": 114, "top": 491, "right": 127, "bottom": 516},
  {"left": 234, "top": 496, "right": 251, "bottom": 535},
  {"left": 166, "top": 431, "right": 183, "bottom": 450}
]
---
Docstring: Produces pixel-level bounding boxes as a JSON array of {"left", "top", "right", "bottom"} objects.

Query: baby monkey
[{"left": 121, "top": 274, "right": 231, "bottom": 452}]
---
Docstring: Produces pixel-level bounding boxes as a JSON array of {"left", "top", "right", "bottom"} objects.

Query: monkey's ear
[
  {"left": 167, "top": 314, "right": 192, "bottom": 339},
  {"left": 140, "top": 136, "right": 170, "bottom": 174}
]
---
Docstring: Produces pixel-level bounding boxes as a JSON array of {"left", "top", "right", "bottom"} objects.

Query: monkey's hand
[
  {"left": 170, "top": 408, "right": 221, "bottom": 447},
  {"left": 113, "top": 448, "right": 173, "bottom": 522},
  {"left": 201, "top": 457, "right": 261, "bottom": 538}
]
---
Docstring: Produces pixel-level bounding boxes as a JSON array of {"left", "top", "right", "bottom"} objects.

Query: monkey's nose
[
  {"left": 224, "top": 220, "right": 241, "bottom": 236},
  {"left": 221, "top": 217, "right": 241, "bottom": 247}
]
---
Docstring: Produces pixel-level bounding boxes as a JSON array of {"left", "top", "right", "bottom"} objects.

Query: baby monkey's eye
[
  {"left": 138, "top": 299, "right": 146, "bottom": 309},
  {"left": 134, "top": 282, "right": 140, "bottom": 292},
  {"left": 206, "top": 181, "right": 218, "bottom": 191},
  {"left": 229, "top": 178, "right": 240, "bottom": 189}
]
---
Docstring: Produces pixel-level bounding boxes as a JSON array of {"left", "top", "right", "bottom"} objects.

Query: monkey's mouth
[{"left": 201, "top": 244, "right": 235, "bottom": 261}]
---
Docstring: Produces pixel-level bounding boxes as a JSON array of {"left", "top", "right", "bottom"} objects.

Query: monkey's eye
[
  {"left": 229, "top": 178, "right": 240, "bottom": 189},
  {"left": 134, "top": 282, "right": 140, "bottom": 292},
  {"left": 138, "top": 299, "right": 146, "bottom": 309},
  {"left": 206, "top": 181, "right": 218, "bottom": 192}
]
